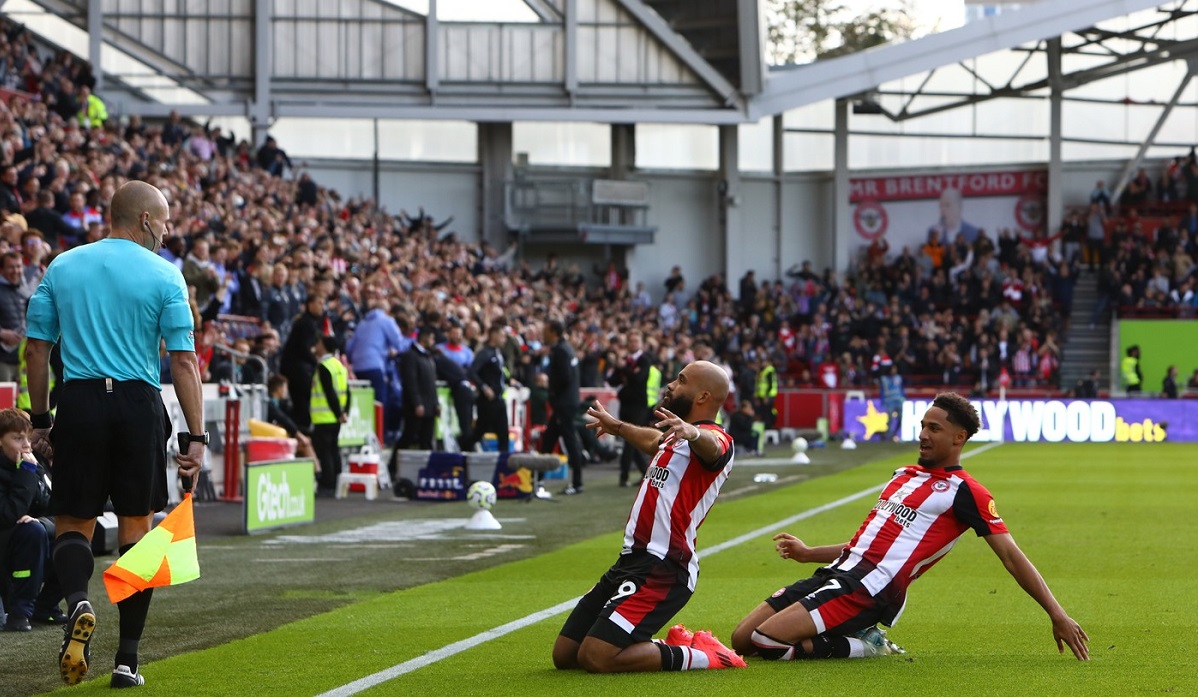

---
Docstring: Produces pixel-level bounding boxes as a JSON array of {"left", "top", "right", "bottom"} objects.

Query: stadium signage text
[
  {"left": 244, "top": 459, "right": 316, "bottom": 534},
  {"left": 844, "top": 399, "right": 1181, "bottom": 443}
]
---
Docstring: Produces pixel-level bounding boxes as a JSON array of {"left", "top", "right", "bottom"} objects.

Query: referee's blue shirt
[{"left": 26, "top": 238, "right": 196, "bottom": 387}]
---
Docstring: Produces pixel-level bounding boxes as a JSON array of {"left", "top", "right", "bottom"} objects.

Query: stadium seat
[
  {"left": 336, "top": 472, "right": 379, "bottom": 501},
  {"left": 779, "top": 428, "right": 798, "bottom": 443},
  {"left": 762, "top": 430, "right": 780, "bottom": 446}
]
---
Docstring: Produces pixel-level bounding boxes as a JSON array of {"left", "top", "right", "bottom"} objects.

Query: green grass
[{"left": 16, "top": 442, "right": 1198, "bottom": 695}]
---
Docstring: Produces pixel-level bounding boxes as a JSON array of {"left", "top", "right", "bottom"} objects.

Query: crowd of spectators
[
  {"left": 1073, "top": 171, "right": 1198, "bottom": 321},
  {"left": 6, "top": 17, "right": 1198, "bottom": 432}
]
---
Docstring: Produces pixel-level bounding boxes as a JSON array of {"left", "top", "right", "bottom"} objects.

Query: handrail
[{"left": 212, "top": 343, "right": 268, "bottom": 381}]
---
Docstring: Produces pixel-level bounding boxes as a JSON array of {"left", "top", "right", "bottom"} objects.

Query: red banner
[{"left": 850, "top": 170, "right": 1047, "bottom": 203}]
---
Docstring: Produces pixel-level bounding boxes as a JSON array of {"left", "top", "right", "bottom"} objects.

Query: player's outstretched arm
[
  {"left": 985, "top": 532, "right": 1090, "bottom": 661},
  {"left": 773, "top": 533, "right": 845, "bottom": 564}
]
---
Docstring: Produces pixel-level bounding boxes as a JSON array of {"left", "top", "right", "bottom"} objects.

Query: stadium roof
[{"left": 7, "top": 0, "right": 1191, "bottom": 126}]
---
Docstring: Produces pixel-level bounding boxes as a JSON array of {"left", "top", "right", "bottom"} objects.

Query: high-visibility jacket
[
  {"left": 310, "top": 355, "right": 348, "bottom": 425},
  {"left": 646, "top": 365, "right": 661, "bottom": 406},
  {"left": 17, "top": 338, "right": 55, "bottom": 411},
  {"left": 755, "top": 364, "right": 777, "bottom": 400},
  {"left": 1120, "top": 356, "right": 1140, "bottom": 389}
]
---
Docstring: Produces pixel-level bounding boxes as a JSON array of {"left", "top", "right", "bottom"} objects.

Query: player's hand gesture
[
  {"left": 585, "top": 399, "right": 618, "bottom": 436},
  {"left": 653, "top": 407, "right": 699, "bottom": 443},
  {"left": 1051, "top": 614, "right": 1090, "bottom": 661},
  {"left": 773, "top": 532, "right": 812, "bottom": 563}
]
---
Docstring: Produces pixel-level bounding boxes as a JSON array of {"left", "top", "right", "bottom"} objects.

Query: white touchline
[{"left": 318, "top": 441, "right": 1003, "bottom": 696}]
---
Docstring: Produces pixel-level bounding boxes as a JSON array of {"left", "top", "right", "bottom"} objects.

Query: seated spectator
[{"left": 0, "top": 408, "right": 64, "bottom": 631}]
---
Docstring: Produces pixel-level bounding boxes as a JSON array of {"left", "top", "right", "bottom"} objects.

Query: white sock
[
  {"left": 845, "top": 637, "right": 866, "bottom": 658},
  {"left": 684, "top": 646, "right": 710, "bottom": 670}
]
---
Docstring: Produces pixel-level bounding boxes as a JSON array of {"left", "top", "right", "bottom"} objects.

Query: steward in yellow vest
[{"left": 310, "top": 334, "right": 349, "bottom": 494}]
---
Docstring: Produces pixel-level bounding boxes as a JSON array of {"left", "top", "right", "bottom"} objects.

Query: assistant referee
[{"left": 24, "top": 180, "right": 207, "bottom": 688}]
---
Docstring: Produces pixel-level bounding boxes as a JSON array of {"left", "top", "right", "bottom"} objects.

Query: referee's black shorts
[{"left": 49, "top": 379, "right": 169, "bottom": 518}]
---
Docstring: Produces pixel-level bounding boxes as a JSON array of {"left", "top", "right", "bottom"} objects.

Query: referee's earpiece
[{"left": 143, "top": 219, "right": 162, "bottom": 251}]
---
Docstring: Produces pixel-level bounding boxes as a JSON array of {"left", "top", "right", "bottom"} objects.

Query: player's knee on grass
[
  {"left": 576, "top": 638, "right": 624, "bottom": 673},
  {"left": 552, "top": 635, "right": 581, "bottom": 670}
]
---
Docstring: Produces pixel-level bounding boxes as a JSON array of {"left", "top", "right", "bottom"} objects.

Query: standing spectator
[
  {"left": 75, "top": 84, "right": 106, "bottom": 129},
  {"left": 255, "top": 136, "right": 293, "bottom": 177},
  {"left": 309, "top": 334, "right": 349, "bottom": 496},
  {"left": 1121, "top": 345, "right": 1142, "bottom": 394},
  {"left": 1085, "top": 202, "right": 1107, "bottom": 273},
  {"left": 879, "top": 364, "right": 905, "bottom": 441},
  {"left": 754, "top": 355, "right": 778, "bottom": 432},
  {"left": 24, "top": 191, "right": 72, "bottom": 249},
  {"left": 436, "top": 320, "right": 473, "bottom": 370},
  {"left": 608, "top": 332, "right": 652, "bottom": 488},
  {"left": 539, "top": 319, "right": 586, "bottom": 495},
  {"left": 1090, "top": 179, "right": 1112, "bottom": 214},
  {"left": 345, "top": 299, "right": 403, "bottom": 418},
  {"left": 1161, "top": 364, "right": 1179, "bottom": 399},
  {"left": 469, "top": 324, "right": 512, "bottom": 453},
  {"left": 181, "top": 239, "right": 219, "bottom": 312},
  {"left": 395, "top": 326, "right": 438, "bottom": 453},
  {"left": 433, "top": 349, "right": 476, "bottom": 453},
  {"left": 279, "top": 294, "right": 328, "bottom": 432},
  {"left": 0, "top": 251, "right": 28, "bottom": 382},
  {"left": 0, "top": 166, "right": 22, "bottom": 215},
  {"left": 24, "top": 181, "right": 205, "bottom": 687}
]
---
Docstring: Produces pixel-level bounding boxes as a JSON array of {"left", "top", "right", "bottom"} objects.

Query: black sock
[
  {"left": 796, "top": 635, "right": 851, "bottom": 659},
  {"left": 658, "top": 643, "right": 686, "bottom": 671},
  {"left": 116, "top": 542, "right": 154, "bottom": 659},
  {"left": 53, "top": 532, "right": 94, "bottom": 613}
]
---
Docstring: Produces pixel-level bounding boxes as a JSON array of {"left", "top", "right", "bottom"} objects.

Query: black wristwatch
[{"left": 180, "top": 432, "right": 210, "bottom": 446}]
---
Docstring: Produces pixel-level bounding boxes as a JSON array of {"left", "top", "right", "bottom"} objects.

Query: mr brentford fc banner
[{"left": 849, "top": 168, "right": 1047, "bottom": 252}]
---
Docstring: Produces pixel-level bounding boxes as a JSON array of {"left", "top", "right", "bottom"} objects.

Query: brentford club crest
[
  {"left": 853, "top": 200, "right": 888, "bottom": 240},
  {"left": 1015, "top": 194, "right": 1044, "bottom": 231},
  {"left": 932, "top": 480, "right": 949, "bottom": 492}
]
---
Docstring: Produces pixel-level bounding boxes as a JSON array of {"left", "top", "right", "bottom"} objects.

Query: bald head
[
  {"left": 110, "top": 180, "right": 170, "bottom": 251},
  {"left": 660, "top": 359, "right": 730, "bottom": 422}
]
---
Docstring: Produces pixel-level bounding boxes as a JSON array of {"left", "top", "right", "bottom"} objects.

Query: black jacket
[
  {"left": 0, "top": 453, "right": 49, "bottom": 552},
  {"left": 399, "top": 343, "right": 438, "bottom": 414},
  {"left": 547, "top": 338, "right": 581, "bottom": 414},
  {"left": 609, "top": 351, "right": 651, "bottom": 413},
  {"left": 469, "top": 345, "right": 507, "bottom": 395}
]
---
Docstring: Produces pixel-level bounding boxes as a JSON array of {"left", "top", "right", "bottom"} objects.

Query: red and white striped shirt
[
  {"left": 622, "top": 422, "right": 735, "bottom": 591},
  {"left": 829, "top": 464, "right": 1008, "bottom": 621}
]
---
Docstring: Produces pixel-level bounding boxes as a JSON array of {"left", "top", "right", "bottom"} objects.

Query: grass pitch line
[{"left": 318, "top": 441, "right": 1002, "bottom": 696}]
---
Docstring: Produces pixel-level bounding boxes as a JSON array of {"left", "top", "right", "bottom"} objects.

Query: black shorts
[
  {"left": 559, "top": 551, "right": 692, "bottom": 648},
  {"left": 49, "top": 379, "right": 169, "bottom": 518},
  {"left": 764, "top": 567, "right": 894, "bottom": 635}
]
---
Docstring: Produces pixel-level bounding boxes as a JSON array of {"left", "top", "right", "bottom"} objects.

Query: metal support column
[
  {"left": 88, "top": 0, "right": 102, "bottom": 92},
  {"left": 832, "top": 99, "right": 851, "bottom": 274},
  {"left": 1047, "top": 38, "right": 1063, "bottom": 237},
  {"left": 611, "top": 124, "right": 635, "bottom": 179},
  {"left": 251, "top": 0, "right": 273, "bottom": 146},
  {"left": 719, "top": 125, "right": 743, "bottom": 288},
  {"left": 564, "top": 0, "right": 578, "bottom": 98},
  {"left": 773, "top": 115, "right": 784, "bottom": 281},
  {"left": 426, "top": 0, "right": 440, "bottom": 96},
  {"left": 479, "top": 122, "right": 514, "bottom": 249}
]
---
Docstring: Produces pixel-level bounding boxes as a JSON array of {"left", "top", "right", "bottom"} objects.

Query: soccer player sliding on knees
[
  {"left": 730, "top": 392, "right": 1090, "bottom": 663},
  {"left": 551, "top": 360, "right": 744, "bottom": 673}
]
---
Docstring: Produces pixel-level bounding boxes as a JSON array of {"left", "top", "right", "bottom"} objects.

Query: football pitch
[{"left": 9, "top": 441, "right": 1197, "bottom": 696}]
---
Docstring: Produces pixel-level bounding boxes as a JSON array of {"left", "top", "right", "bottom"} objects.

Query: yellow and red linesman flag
[{"left": 103, "top": 494, "right": 200, "bottom": 603}]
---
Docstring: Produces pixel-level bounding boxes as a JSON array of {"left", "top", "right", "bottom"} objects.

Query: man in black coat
[
  {"left": 434, "top": 349, "right": 476, "bottom": 453},
  {"left": 469, "top": 324, "right": 511, "bottom": 452},
  {"left": 279, "top": 294, "right": 329, "bottom": 432},
  {"left": 396, "top": 327, "right": 439, "bottom": 452},
  {"left": 24, "top": 192, "right": 73, "bottom": 249},
  {"left": 607, "top": 331, "right": 651, "bottom": 487},
  {"left": 538, "top": 319, "right": 586, "bottom": 495}
]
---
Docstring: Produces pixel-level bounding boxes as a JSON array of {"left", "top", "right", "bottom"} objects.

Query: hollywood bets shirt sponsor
[
  {"left": 622, "top": 423, "right": 735, "bottom": 592},
  {"left": 828, "top": 464, "right": 1008, "bottom": 618}
]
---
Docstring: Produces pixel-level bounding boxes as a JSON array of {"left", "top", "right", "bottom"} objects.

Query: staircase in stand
[{"left": 1059, "top": 271, "right": 1112, "bottom": 393}]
